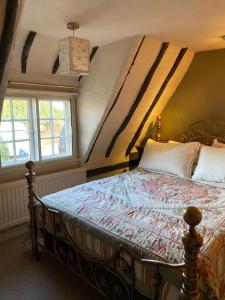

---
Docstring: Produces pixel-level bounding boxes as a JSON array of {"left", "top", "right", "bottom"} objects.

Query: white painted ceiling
[{"left": 20, "top": 0, "right": 225, "bottom": 51}]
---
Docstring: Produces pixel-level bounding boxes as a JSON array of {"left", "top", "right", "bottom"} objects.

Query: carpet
[{"left": 0, "top": 236, "right": 104, "bottom": 300}]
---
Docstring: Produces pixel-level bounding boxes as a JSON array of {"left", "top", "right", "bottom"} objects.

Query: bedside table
[{"left": 129, "top": 150, "right": 139, "bottom": 171}]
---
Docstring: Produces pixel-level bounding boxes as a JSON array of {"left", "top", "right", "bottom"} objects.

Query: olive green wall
[{"left": 156, "top": 48, "right": 225, "bottom": 140}]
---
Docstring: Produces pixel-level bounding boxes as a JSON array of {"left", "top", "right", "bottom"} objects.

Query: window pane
[
  {"left": 53, "top": 120, "right": 65, "bottom": 137},
  {"left": 0, "top": 97, "right": 72, "bottom": 166},
  {"left": 40, "top": 120, "right": 51, "bottom": 138},
  {"left": 16, "top": 141, "right": 30, "bottom": 160},
  {"left": 0, "top": 142, "right": 14, "bottom": 164},
  {"left": 14, "top": 121, "right": 29, "bottom": 140},
  {"left": 41, "top": 139, "right": 53, "bottom": 157},
  {"left": 0, "top": 121, "right": 12, "bottom": 141},
  {"left": 52, "top": 101, "right": 65, "bottom": 118},
  {"left": 1, "top": 100, "right": 11, "bottom": 120},
  {"left": 54, "top": 138, "right": 66, "bottom": 155},
  {"left": 13, "top": 100, "right": 28, "bottom": 119},
  {"left": 39, "top": 101, "right": 51, "bottom": 118}
]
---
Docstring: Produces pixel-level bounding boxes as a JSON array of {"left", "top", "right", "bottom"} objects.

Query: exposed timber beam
[
  {"left": 0, "top": 0, "right": 22, "bottom": 116},
  {"left": 125, "top": 47, "right": 188, "bottom": 156},
  {"left": 105, "top": 42, "right": 169, "bottom": 158},
  {"left": 52, "top": 55, "right": 59, "bottom": 74},
  {"left": 21, "top": 30, "right": 36, "bottom": 73}
]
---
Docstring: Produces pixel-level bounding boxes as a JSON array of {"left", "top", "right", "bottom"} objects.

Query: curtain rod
[{"left": 8, "top": 81, "right": 78, "bottom": 90}]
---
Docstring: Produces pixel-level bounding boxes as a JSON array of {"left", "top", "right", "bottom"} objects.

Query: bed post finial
[
  {"left": 180, "top": 206, "right": 203, "bottom": 300},
  {"left": 156, "top": 115, "right": 162, "bottom": 142},
  {"left": 25, "top": 161, "right": 40, "bottom": 261}
]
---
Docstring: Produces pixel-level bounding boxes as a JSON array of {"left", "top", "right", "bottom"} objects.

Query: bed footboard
[
  {"left": 25, "top": 161, "right": 203, "bottom": 300},
  {"left": 26, "top": 161, "right": 40, "bottom": 261},
  {"left": 180, "top": 207, "right": 203, "bottom": 300}
]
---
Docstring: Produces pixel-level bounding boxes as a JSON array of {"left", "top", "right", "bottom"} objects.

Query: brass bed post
[
  {"left": 25, "top": 161, "right": 40, "bottom": 261},
  {"left": 180, "top": 207, "right": 203, "bottom": 300},
  {"left": 156, "top": 115, "right": 162, "bottom": 142}
]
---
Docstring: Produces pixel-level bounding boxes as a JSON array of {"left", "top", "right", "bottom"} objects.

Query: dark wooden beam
[
  {"left": 139, "top": 121, "right": 154, "bottom": 147},
  {"left": 21, "top": 31, "right": 37, "bottom": 73},
  {"left": 78, "top": 46, "right": 99, "bottom": 81},
  {"left": 0, "top": 0, "right": 20, "bottom": 115},
  {"left": 52, "top": 55, "right": 59, "bottom": 74},
  {"left": 85, "top": 36, "right": 146, "bottom": 163},
  {"left": 0, "top": 0, "right": 19, "bottom": 86},
  {"left": 86, "top": 160, "right": 139, "bottom": 177},
  {"left": 125, "top": 48, "right": 188, "bottom": 156},
  {"left": 90, "top": 46, "right": 99, "bottom": 62},
  {"left": 105, "top": 42, "right": 169, "bottom": 158}
]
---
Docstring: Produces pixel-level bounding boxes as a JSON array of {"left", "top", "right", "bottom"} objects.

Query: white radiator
[{"left": 0, "top": 167, "right": 87, "bottom": 231}]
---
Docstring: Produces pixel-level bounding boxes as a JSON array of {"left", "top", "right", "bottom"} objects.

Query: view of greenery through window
[{"left": 0, "top": 98, "right": 72, "bottom": 166}]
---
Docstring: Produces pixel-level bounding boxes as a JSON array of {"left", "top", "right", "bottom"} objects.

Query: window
[{"left": 0, "top": 97, "right": 72, "bottom": 167}]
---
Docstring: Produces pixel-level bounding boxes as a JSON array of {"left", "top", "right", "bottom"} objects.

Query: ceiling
[{"left": 20, "top": 0, "right": 225, "bottom": 51}]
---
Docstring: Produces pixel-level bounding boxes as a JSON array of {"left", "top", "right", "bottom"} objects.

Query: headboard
[
  {"left": 136, "top": 117, "right": 225, "bottom": 156},
  {"left": 156, "top": 117, "right": 225, "bottom": 145}
]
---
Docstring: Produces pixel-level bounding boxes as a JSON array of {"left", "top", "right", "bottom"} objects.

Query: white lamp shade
[{"left": 59, "top": 36, "right": 90, "bottom": 76}]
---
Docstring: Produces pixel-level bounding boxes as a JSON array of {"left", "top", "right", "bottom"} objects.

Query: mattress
[{"left": 37, "top": 168, "right": 225, "bottom": 300}]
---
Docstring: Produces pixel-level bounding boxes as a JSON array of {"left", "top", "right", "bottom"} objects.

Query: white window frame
[
  {"left": 0, "top": 94, "right": 75, "bottom": 168},
  {"left": 0, "top": 98, "right": 33, "bottom": 167},
  {"left": 36, "top": 98, "right": 72, "bottom": 160}
]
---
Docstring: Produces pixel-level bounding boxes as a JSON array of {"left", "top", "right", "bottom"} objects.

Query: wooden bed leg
[
  {"left": 180, "top": 206, "right": 203, "bottom": 300},
  {"left": 25, "top": 161, "right": 40, "bottom": 261}
]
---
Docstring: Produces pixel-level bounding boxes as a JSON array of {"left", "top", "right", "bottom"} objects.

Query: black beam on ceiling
[{"left": 21, "top": 31, "right": 37, "bottom": 73}]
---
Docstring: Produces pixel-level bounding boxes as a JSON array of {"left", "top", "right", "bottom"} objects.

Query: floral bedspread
[{"left": 40, "top": 169, "right": 225, "bottom": 299}]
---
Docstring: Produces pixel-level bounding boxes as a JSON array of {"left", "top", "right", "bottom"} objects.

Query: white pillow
[
  {"left": 212, "top": 138, "right": 225, "bottom": 148},
  {"left": 168, "top": 140, "right": 201, "bottom": 174},
  {"left": 139, "top": 139, "right": 200, "bottom": 178},
  {"left": 192, "top": 146, "right": 225, "bottom": 182}
]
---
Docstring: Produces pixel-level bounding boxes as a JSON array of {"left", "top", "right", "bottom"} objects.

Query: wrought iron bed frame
[
  {"left": 25, "top": 117, "right": 225, "bottom": 300},
  {"left": 155, "top": 116, "right": 225, "bottom": 145}
]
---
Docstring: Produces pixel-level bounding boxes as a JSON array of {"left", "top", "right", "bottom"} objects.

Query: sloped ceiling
[
  {"left": 77, "top": 35, "right": 195, "bottom": 169},
  {"left": 20, "top": 0, "right": 225, "bottom": 51}
]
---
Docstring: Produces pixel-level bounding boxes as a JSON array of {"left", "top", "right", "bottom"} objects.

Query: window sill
[{"left": 0, "top": 156, "right": 81, "bottom": 184}]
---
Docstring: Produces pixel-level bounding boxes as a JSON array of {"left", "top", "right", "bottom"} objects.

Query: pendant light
[{"left": 59, "top": 22, "right": 90, "bottom": 76}]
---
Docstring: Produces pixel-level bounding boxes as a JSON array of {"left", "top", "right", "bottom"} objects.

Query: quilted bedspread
[{"left": 40, "top": 169, "right": 225, "bottom": 299}]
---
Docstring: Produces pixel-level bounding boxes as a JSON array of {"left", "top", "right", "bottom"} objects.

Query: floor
[{"left": 0, "top": 236, "right": 104, "bottom": 300}]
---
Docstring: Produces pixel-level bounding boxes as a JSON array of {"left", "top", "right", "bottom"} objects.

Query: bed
[{"left": 25, "top": 118, "right": 225, "bottom": 300}]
